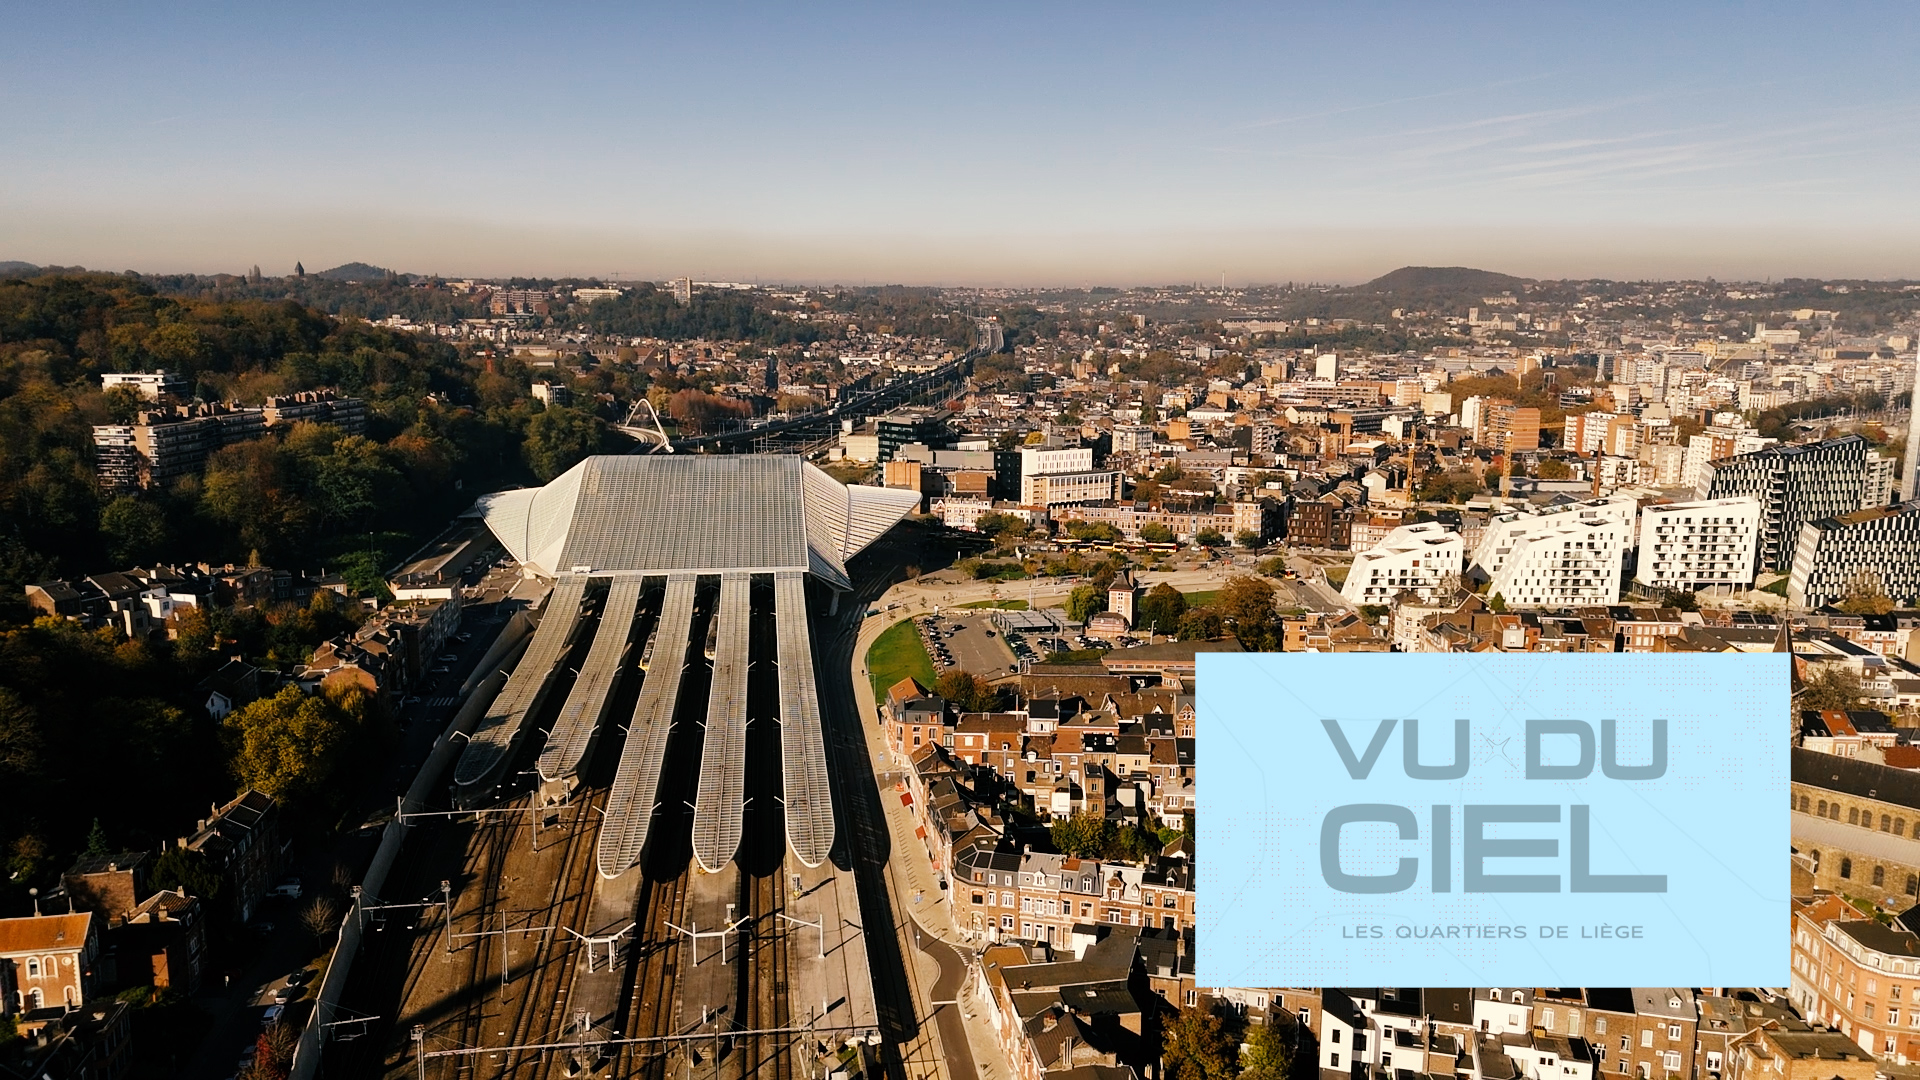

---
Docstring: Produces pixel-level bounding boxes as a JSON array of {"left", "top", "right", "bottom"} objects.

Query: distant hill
[
  {"left": 315, "top": 261, "right": 394, "bottom": 281},
  {"left": 1350, "top": 266, "right": 1530, "bottom": 295},
  {"left": 0, "top": 261, "right": 40, "bottom": 276}
]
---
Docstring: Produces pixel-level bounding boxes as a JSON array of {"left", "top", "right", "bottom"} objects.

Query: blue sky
[{"left": 4, "top": 2, "right": 1918, "bottom": 283}]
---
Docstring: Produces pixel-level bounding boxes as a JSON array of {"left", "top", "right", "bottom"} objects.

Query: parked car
[
  {"left": 273, "top": 986, "right": 295, "bottom": 1004},
  {"left": 436, "top": 654, "right": 459, "bottom": 663},
  {"left": 286, "top": 968, "right": 312, "bottom": 986},
  {"left": 271, "top": 878, "right": 303, "bottom": 899},
  {"left": 261, "top": 1004, "right": 285, "bottom": 1026}
]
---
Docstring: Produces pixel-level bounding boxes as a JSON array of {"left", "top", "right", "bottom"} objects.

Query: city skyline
[{"left": 5, "top": 2, "right": 1919, "bottom": 284}]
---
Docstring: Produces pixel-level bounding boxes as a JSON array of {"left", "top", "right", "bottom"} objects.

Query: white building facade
[
  {"left": 1341, "top": 522, "right": 1465, "bottom": 605},
  {"left": 1473, "top": 496, "right": 1636, "bottom": 608},
  {"left": 1634, "top": 497, "right": 1763, "bottom": 591}
]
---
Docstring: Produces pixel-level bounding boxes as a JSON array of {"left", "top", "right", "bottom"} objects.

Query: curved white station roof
[{"left": 473, "top": 455, "right": 921, "bottom": 590}]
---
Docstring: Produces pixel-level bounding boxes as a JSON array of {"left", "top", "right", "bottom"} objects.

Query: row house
[
  {"left": 953, "top": 847, "right": 1194, "bottom": 945},
  {"left": 976, "top": 931, "right": 1151, "bottom": 1080},
  {"left": 0, "top": 913, "right": 100, "bottom": 1016}
]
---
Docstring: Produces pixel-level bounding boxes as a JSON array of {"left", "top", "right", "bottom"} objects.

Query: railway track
[
  {"left": 447, "top": 798, "right": 520, "bottom": 1077},
  {"left": 619, "top": 867, "right": 692, "bottom": 1079},
  {"left": 500, "top": 785, "right": 607, "bottom": 1078}
]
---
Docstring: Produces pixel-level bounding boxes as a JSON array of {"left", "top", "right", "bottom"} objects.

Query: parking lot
[{"left": 915, "top": 609, "right": 1020, "bottom": 680}]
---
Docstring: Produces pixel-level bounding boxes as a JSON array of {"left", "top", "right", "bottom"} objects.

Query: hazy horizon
[{"left": 7, "top": 2, "right": 1918, "bottom": 285}]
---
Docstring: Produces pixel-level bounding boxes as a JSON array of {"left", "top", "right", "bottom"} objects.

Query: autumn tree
[
  {"left": 1163, "top": 1002, "right": 1241, "bottom": 1080},
  {"left": 935, "top": 669, "right": 999, "bottom": 713},
  {"left": 223, "top": 684, "right": 365, "bottom": 811},
  {"left": 1241, "top": 1020, "right": 1295, "bottom": 1080}
]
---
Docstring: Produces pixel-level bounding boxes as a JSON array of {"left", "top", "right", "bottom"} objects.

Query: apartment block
[
  {"left": 1472, "top": 496, "right": 1636, "bottom": 608},
  {"left": 1635, "top": 497, "right": 1763, "bottom": 591},
  {"left": 1341, "top": 521, "right": 1465, "bottom": 605},
  {"left": 1789, "top": 502, "right": 1920, "bottom": 609},
  {"left": 1700, "top": 435, "right": 1872, "bottom": 572}
]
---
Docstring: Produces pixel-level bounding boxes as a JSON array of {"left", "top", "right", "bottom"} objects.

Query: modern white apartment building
[
  {"left": 1634, "top": 497, "right": 1762, "bottom": 591},
  {"left": 1473, "top": 496, "right": 1636, "bottom": 608},
  {"left": 1340, "top": 522, "right": 1464, "bottom": 605}
]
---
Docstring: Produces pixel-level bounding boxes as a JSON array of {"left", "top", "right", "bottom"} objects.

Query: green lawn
[
  {"left": 1181, "top": 589, "right": 1218, "bottom": 609},
  {"left": 868, "top": 619, "right": 937, "bottom": 702},
  {"left": 956, "top": 599, "right": 1029, "bottom": 610},
  {"left": 1323, "top": 566, "right": 1349, "bottom": 588}
]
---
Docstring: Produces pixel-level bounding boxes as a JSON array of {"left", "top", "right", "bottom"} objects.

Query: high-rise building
[
  {"left": 1788, "top": 500, "right": 1920, "bottom": 609},
  {"left": 1904, "top": 349, "right": 1920, "bottom": 501},
  {"left": 1634, "top": 497, "right": 1763, "bottom": 591},
  {"left": 1699, "top": 435, "right": 1871, "bottom": 572}
]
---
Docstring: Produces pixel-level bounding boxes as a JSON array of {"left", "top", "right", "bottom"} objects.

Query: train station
[{"left": 329, "top": 454, "right": 919, "bottom": 1079}]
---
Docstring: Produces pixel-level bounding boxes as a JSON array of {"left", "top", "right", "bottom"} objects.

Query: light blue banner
[{"left": 1197, "top": 653, "right": 1788, "bottom": 986}]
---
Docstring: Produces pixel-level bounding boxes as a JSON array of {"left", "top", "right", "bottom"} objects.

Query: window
[
  {"left": 1332, "top": 1029, "right": 1343, "bottom": 1045},
  {"left": 1596, "top": 1018, "right": 1608, "bottom": 1036},
  {"left": 1668, "top": 1024, "right": 1682, "bottom": 1040},
  {"left": 1001, "top": 891, "right": 1012, "bottom": 908},
  {"left": 1886, "top": 815, "right": 1896, "bottom": 832},
  {"left": 1850, "top": 808, "right": 1861, "bottom": 824},
  {"left": 1910, "top": 875, "right": 1919, "bottom": 896},
  {"left": 1641, "top": 1030, "right": 1654, "bottom": 1048},
  {"left": 25, "top": 959, "right": 38, "bottom": 977},
  {"left": 1512, "top": 991, "right": 1525, "bottom": 1004},
  {"left": 1876, "top": 866, "right": 1888, "bottom": 887},
  {"left": 1543, "top": 1008, "right": 1556, "bottom": 1030},
  {"left": 1665, "top": 1052, "right": 1681, "bottom": 1071},
  {"left": 1843, "top": 858, "right": 1854, "bottom": 879},
  {"left": 971, "top": 893, "right": 984, "bottom": 905},
  {"left": 1331, "top": 1054, "right": 1341, "bottom": 1068}
]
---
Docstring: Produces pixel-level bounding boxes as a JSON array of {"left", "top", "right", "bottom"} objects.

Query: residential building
[
  {"left": 1023, "top": 470, "right": 1124, "bottom": 507},
  {"left": 100, "top": 369, "right": 186, "bottom": 400},
  {"left": 1635, "top": 497, "right": 1764, "bottom": 591},
  {"left": 1792, "top": 895, "right": 1920, "bottom": 1063},
  {"left": 0, "top": 1000, "right": 132, "bottom": 1080},
  {"left": 176, "top": 789, "right": 285, "bottom": 925},
  {"left": 0, "top": 913, "right": 100, "bottom": 1014},
  {"left": 876, "top": 408, "right": 951, "bottom": 462},
  {"left": 1789, "top": 502, "right": 1920, "bottom": 609},
  {"left": 1341, "top": 522, "right": 1465, "bottom": 605},
  {"left": 261, "top": 389, "right": 368, "bottom": 435},
  {"left": 1699, "top": 435, "right": 1871, "bottom": 572}
]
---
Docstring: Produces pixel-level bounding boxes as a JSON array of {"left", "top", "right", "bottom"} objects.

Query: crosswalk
[{"left": 426, "top": 696, "right": 458, "bottom": 710}]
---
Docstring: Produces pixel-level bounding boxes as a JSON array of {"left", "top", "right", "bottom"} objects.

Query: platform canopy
[{"left": 473, "top": 455, "right": 921, "bottom": 590}]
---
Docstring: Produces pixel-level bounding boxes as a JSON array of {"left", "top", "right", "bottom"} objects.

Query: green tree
[
  {"left": 1049, "top": 812, "right": 1119, "bottom": 859},
  {"left": 1194, "top": 527, "right": 1227, "bottom": 549},
  {"left": 1536, "top": 457, "right": 1573, "bottom": 480},
  {"left": 1241, "top": 1021, "right": 1295, "bottom": 1080},
  {"left": 1136, "top": 583, "right": 1189, "bottom": 633},
  {"left": 1139, "top": 522, "right": 1175, "bottom": 544},
  {"left": 522, "top": 404, "right": 608, "bottom": 482},
  {"left": 1234, "top": 530, "right": 1262, "bottom": 550},
  {"left": 83, "top": 818, "right": 109, "bottom": 857},
  {"left": 1656, "top": 588, "right": 1700, "bottom": 613},
  {"left": 1066, "top": 520, "right": 1122, "bottom": 543},
  {"left": 98, "top": 495, "right": 168, "bottom": 566},
  {"left": 1066, "top": 584, "right": 1106, "bottom": 623},
  {"left": 1488, "top": 592, "right": 1508, "bottom": 614},
  {"left": 1163, "top": 1003, "right": 1240, "bottom": 1080},
  {"left": 976, "top": 512, "right": 1030, "bottom": 538},
  {"left": 102, "top": 384, "right": 146, "bottom": 424}
]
